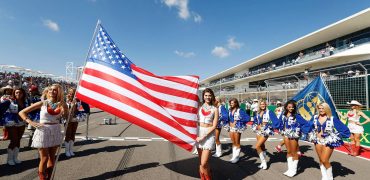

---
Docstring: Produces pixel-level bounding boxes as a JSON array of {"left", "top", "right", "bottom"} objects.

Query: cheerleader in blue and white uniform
[
  {"left": 1, "top": 87, "right": 28, "bottom": 166},
  {"left": 307, "top": 102, "right": 350, "bottom": 180},
  {"left": 213, "top": 96, "right": 228, "bottom": 158},
  {"left": 252, "top": 100, "right": 279, "bottom": 169},
  {"left": 27, "top": 85, "right": 41, "bottom": 147},
  {"left": 278, "top": 100, "right": 309, "bottom": 177},
  {"left": 225, "top": 98, "right": 250, "bottom": 163}
]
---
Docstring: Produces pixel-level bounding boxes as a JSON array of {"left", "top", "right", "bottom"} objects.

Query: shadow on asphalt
[
  {"left": 332, "top": 161, "right": 355, "bottom": 178},
  {"left": 79, "top": 162, "right": 160, "bottom": 180},
  {"left": 163, "top": 143, "right": 262, "bottom": 180},
  {"left": 0, "top": 141, "right": 145, "bottom": 178},
  {"left": 59, "top": 144, "right": 146, "bottom": 160}
]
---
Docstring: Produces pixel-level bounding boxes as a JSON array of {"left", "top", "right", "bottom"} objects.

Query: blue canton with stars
[{"left": 88, "top": 24, "right": 136, "bottom": 79}]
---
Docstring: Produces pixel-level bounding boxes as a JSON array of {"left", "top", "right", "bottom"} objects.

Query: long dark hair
[
  {"left": 202, "top": 88, "right": 216, "bottom": 105},
  {"left": 229, "top": 98, "right": 240, "bottom": 110},
  {"left": 12, "top": 87, "right": 26, "bottom": 102},
  {"left": 283, "top": 100, "right": 297, "bottom": 117}
]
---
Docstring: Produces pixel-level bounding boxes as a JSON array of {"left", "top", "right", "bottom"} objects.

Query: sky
[{"left": 0, "top": 0, "right": 370, "bottom": 81}]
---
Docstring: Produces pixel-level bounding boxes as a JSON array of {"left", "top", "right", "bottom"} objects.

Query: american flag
[{"left": 76, "top": 23, "right": 199, "bottom": 151}]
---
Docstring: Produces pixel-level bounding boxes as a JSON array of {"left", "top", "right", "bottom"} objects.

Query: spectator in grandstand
[
  {"left": 1, "top": 85, "right": 13, "bottom": 101},
  {"left": 307, "top": 103, "right": 350, "bottom": 180},
  {"left": 329, "top": 45, "right": 335, "bottom": 56},
  {"left": 274, "top": 101, "right": 283, "bottom": 118},
  {"left": 223, "top": 98, "right": 249, "bottom": 163},
  {"left": 272, "top": 63, "right": 276, "bottom": 70},
  {"left": 212, "top": 96, "right": 228, "bottom": 158},
  {"left": 355, "top": 69, "right": 361, "bottom": 77},
  {"left": 277, "top": 100, "right": 309, "bottom": 177},
  {"left": 288, "top": 82, "right": 293, "bottom": 89},
  {"left": 338, "top": 100, "right": 370, "bottom": 156},
  {"left": 349, "top": 41, "right": 355, "bottom": 48},
  {"left": 347, "top": 69, "right": 354, "bottom": 77},
  {"left": 7, "top": 80, "right": 14, "bottom": 87},
  {"left": 251, "top": 100, "right": 279, "bottom": 170},
  {"left": 245, "top": 100, "right": 251, "bottom": 116},
  {"left": 251, "top": 99, "right": 259, "bottom": 115},
  {"left": 196, "top": 88, "right": 218, "bottom": 179},
  {"left": 1, "top": 87, "right": 28, "bottom": 166},
  {"left": 295, "top": 52, "right": 304, "bottom": 64},
  {"left": 19, "top": 84, "right": 68, "bottom": 179},
  {"left": 320, "top": 49, "right": 326, "bottom": 58}
]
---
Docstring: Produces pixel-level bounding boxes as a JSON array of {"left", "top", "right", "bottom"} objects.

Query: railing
[{"left": 201, "top": 37, "right": 370, "bottom": 88}]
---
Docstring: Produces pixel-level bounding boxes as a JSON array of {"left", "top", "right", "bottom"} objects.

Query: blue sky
[{"left": 1, "top": 0, "right": 370, "bottom": 80}]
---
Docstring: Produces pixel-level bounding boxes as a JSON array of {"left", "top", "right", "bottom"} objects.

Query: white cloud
[
  {"left": 227, "top": 37, "right": 243, "bottom": 50},
  {"left": 211, "top": 46, "right": 229, "bottom": 58},
  {"left": 175, "top": 50, "right": 195, "bottom": 58},
  {"left": 42, "top": 19, "right": 59, "bottom": 32},
  {"left": 162, "top": 0, "right": 201, "bottom": 23},
  {"left": 193, "top": 12, "right": 202, "bottom": 23}
]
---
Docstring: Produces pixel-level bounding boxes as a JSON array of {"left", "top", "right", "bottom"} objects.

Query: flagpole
[{"left": 50, "top": 20, "right": 101, "bottom": 180}]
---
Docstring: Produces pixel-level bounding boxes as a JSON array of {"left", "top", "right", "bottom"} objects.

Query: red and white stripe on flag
[{"left": 76, "top": 61, "right": 199, "bottom": 151}]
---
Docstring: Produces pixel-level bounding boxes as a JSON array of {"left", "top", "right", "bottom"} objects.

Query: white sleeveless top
[
  {"left": 39, "top": 101, "right": 61, "bottom": 124},
  {"left": 347, "top": 111, "right": 360, "bottom": 122},
  {"left": 198, "top": 105, "right": 215, "bottom": 124}
]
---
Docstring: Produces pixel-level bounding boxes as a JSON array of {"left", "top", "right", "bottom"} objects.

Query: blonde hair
[
  {"left": 47, "top": 84, "right": 65, "bottom": 105},
  {"left": 258, "top": 100, "right": 267, "bottom": 113},
  {"left": 317, "top": 102, "right": 332, "bottom": 118},
  {"left": 67, "top": 88, "right": 76, "bottom": 101},
  {"left": 41, "top": 87, "right": 49, "bottom": 100},
  {"left": 351, "top": 105, "right": 361, "bottom": 115}
]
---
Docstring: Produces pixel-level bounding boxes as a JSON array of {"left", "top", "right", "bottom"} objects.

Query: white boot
[
  {"left": 283, "top": 157, "right": 293, "bottom": 175},
  {"left": 213, "top": 144, "right": 222, "bottom": 157},
  {"left": 286, "top": 159, "right": 298, "bottom": 177},
  {"left": 320, "top": 164, "right": 328, "bottom": 180},
  {"left": 258, "top": 152, "right": 267, "bottom": 170},
  {"left": 230, "top": 146, "right": 236, "bottom": 162},
  {"left": 231, "top": 148, "right": 240, "bottom": 163},
  {"left": 13, "top": 147, "right": 22, "bottom": 164},
  {"left": 263, "top": 151, "right": 269, "bottom": 162},
  {"left": 7, "top": 149, "right": 15, "bottom": 166},
  {"left": 64, "top": 142, "right": 71, "bottom": 157},
  {"left": 326, "top": 166, "right": 333, "bottom": 180},
  {"left": 69, "top": 140, "right": 75, "bottom": 156}
]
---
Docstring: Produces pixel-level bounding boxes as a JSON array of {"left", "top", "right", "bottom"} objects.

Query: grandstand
[
  {"left": 200, "top": 8, "right": 370, "bottom": 110},
  {"left": 0, "top": 64, "right": 77, "bottom": 94}
]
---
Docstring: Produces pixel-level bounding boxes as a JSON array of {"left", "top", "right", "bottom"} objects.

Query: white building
[{"left": 200, "top": 8, "right": 370, "bottom": 109}]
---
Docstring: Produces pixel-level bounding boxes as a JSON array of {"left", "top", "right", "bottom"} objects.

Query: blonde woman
[
  {"left": 19, "top": 84, "right": 68, "bottom": 180},
  {"left": 196, "top": 88, "right": 218, "bottom": 180},
  {"left": 252, "top": 100, "right": 279, "bottom": 169},
  {"left": 341, "top": 100, "right": 370, "bottom": 156},
  {"left": 213, "top": 96, "right": 228, "bottom": 157},
  {"left": 307, "top": 103, "right": 350, "bottom": 180}
]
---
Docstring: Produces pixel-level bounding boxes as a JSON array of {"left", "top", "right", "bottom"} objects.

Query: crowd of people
[
  {"left": 0, "top": 72, "right": 89, "bottom": 180},
  {"left": 207, "top": 39, "right": 362, "bottom": 88},
  {"left": 194, "top": 88, "right": 369, "bottom": 180}
]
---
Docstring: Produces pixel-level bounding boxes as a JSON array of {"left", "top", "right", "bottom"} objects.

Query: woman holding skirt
[{"left": 19, "top": 84, "right": 68, "bottom": 180}]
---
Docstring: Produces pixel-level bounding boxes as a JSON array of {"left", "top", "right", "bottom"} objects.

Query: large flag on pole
[
  {"left": 292, "top": 76, "right": 338, "bottom": 121},
  {"left": 76, "top": 22, "right": 199, "bottom": 151}
]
